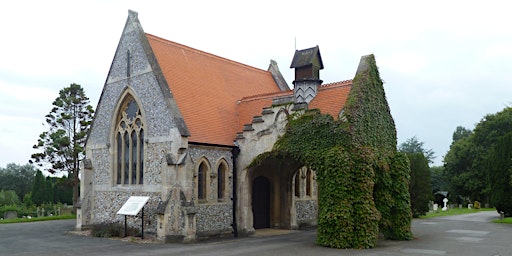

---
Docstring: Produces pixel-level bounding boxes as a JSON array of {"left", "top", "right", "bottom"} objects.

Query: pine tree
[{"left": 30, "top": 83, "right": 94, "bottom": 210}]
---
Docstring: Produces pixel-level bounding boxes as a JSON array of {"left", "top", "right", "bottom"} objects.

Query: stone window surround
[
  {"left": 294, "top": 166, "right": 317, "bottom": 199},
  {"left": 194, "top": 157, "right": 232, "bottom": 204},
  {"left": 216, "top": 159, "right": 229, "bottom": 202},
  {"left": 112, "top": 91, "right": 146, "bottom": 186}
]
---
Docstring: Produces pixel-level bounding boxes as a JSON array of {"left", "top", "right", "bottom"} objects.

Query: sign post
[{"left": 117, "top": 196, "right": 150, "bottom": 239}]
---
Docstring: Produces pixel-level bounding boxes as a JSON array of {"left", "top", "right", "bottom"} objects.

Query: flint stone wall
[
  {"left": 93, "top": 191, "right": 161, "bottom": 235},
  {"left": 295, "top": 199, "right": 318, "bottom": 227}
]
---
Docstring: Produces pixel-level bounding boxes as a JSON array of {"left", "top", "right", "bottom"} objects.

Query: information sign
[{"left": 117, "top": 196, "right": 150, "bottom": 216}]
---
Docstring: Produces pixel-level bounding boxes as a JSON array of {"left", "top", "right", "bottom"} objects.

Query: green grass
[
  {"left": 492, "top": 217, "right": 512, "bottom": 224},
  {"left": 420, "top": 208, "right": 495, "bottom": 219},
  {"left": 0, "top": 214, "right": 75, "bottom": 224}
]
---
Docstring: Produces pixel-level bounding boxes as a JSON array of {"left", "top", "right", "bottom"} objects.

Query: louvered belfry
[{"left": 290, "top": 46, "right": 324, "bottom": 104}]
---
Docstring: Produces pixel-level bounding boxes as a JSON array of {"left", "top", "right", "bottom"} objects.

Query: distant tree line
[
  {"left": 0, "top": 163, "right": 72, "bottom": 206},
  {"left": 444, "top": 107, "right": 512, "bottom": 214}
]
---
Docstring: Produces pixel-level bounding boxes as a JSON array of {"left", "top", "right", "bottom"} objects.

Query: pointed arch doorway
[{"left": 252, "top": 176, "right": 271, "bottom": 229}]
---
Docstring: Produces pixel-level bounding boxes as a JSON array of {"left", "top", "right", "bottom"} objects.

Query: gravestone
[
  {"left": 4, "top": 211, "right": 17, "bottom": 219},
  {"left": 442, "top": 198, "right": 448, "bottom": 211}
]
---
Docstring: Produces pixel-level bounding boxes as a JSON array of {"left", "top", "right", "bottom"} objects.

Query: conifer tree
[
  {"left": 31, "top": 170, "right": 48, "bottom": 205},
  {"left": 30, "top": 83, "right": 94, "bottom": 210}
]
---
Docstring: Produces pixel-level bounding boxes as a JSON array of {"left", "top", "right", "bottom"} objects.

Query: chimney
[{"left": 290, "top": 46, "right": 323, "bottom": 104}]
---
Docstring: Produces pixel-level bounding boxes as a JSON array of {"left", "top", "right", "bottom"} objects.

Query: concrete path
[{"left": 1, "top": 211, "right": 511, "bottom": 256}]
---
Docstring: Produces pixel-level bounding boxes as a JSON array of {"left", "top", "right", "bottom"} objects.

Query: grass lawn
[
  {"left": 492, "top": 217, "right": 512, "bottom": 224},
  {"left": 0, "top": 215, "right": 76, "bottom": 224},
  {"left": 421, "top": 207, "right": 496, "bottom": 219}
]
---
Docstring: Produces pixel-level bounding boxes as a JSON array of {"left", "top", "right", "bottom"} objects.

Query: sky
[{"left": 1, "top": 0, "right": 511, "bottom": 168}]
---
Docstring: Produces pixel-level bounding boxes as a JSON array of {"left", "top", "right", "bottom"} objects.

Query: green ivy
[{"left": 252, "top": 55, "right": 411, "bottom": 248}]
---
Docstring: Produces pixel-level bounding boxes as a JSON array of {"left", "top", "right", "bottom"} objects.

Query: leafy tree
[
  {"left": 0, "top": 190, "right": 21, "bottom": 206},
  {"left": 452, "top": 126, "right": 472, "bottom": 142},
  {"left": 407, "top": 153, "right": 432, "bottom": 217},
  {"left": 443, "top": 134, "right": 477, "bottom": 203},
  {"left": 399, "top": 136, "right": 435, "bottom": 164},
  {"left": 0, "top": 163, "right": 36, "bottom": 199},
  {"left": 430, "top": 166, "right": 447, "bottom": 194},
  {"left": 30, "top": 83, "right": 94, "bottom": 210},
  {"left": 443, "top": 107, "right": 512, "bottom": 205}
]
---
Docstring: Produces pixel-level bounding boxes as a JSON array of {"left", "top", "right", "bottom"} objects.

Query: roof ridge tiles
[
  {"left": 146, "top": 33, "right": 269, "bottom": 74},
  {"left": 238, "top": 90, "right": 293, "bottom": 102},
  {"left": 320, "top": 80, "right": 352, "bottom": 88}
]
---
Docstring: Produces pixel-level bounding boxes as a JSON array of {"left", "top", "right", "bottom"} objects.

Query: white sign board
[{"left": 117, "top": 196, "right": 150, "bottom": 216}]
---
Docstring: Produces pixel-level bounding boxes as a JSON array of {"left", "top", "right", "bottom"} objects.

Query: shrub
[
  {"left": 91, "top": 222, "right": 140, "bottom": 238},
  {"left": 0, "top": 190, "right": 21, "bottom": 206},
  {"left": 474, "top": 201, "right": 481, "bottom": 209}
]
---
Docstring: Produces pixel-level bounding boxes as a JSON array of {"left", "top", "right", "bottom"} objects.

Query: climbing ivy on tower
[
  {"left": 342, "top": 55, "right": 412, "bottom": 241},
  {"left": 265, "top": 54, "right": 411, "bottom": 248}
]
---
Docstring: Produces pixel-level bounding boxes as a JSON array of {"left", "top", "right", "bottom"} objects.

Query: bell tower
[{"left": 290, "top": 46, "right": 323, "bottom": 104}]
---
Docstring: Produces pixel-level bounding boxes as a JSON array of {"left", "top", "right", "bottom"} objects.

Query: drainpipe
[{"left": 231, "top": 146, "right": 240, "bottom": 238}]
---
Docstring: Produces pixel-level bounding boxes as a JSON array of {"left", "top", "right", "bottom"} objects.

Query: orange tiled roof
[
  {"left": 146, "top": 33, "right": 283, "bottom": 146},
  {"left": 237, "top": 81, "right": 352, "bottom": 130},
  {"left": 237, "top": 90, "right": 293, "bottom": 130},
  {"left": 309, "top": 80, "right": 352, "bottom": 118}
]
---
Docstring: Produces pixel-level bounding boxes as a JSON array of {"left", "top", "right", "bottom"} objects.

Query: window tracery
[{"left": 115, "top": 96, "right": 144, "bottom": 185}]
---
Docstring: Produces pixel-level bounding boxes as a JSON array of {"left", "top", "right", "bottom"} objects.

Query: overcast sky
[{"left": 1, "top": 0, "right": 511, "bottom": 168}]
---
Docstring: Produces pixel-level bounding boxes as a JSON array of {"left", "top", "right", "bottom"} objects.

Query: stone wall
[
  {"left": 195, "top": 203, "right": 233, "bottom": 237},
  {"left": 93, "top": 191, "right": 161, "bottom": 235},
  {"left": 295, "top": 199, "right": 318, "bottom": 228},
  {"left": 187, "top": 145, "right": 234, "bottom": 237}
]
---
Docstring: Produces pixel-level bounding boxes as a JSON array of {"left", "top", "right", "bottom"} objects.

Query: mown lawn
[
  {"left": 0, "top": 215, "right": 75, "bottom": 224},
  {"left": 420, "top": 207, "right": 496, "bottom": 219},
  {"left": 492, "top": 217, "right": 512, "bottom": 224}
]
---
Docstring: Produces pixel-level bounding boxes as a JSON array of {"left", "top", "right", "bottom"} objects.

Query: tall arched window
[
  {"left": 217, "top": 161, "right": 228, "bottom": 200},
  {"left": 115, "top": 95, "right": 144, "bottom": 185},
  {"left": 306, "top": 169, "right": 312, "bottom": 197},
  {"left": 198, "top": 161, "right": 208, "bottom": 200},
  {"left": 294, "top": 169, "right": 301, "bottom": 198}
]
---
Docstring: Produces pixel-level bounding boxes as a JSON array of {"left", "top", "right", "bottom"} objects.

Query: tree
[
  {"left": 487, "top": 132, "right": 512, "bottom": 215},
  {"left": 0, "top": 190, "right": 21, "bottom": 206},
  {"left": 407, "top": 153, "right": 432, "bottom": 217},
  {"left": 443, "top": 107, "right": 512, "bottom": 205},
  {"left": 398, "top": 136, "right": 435, "bottom": 164},
  {"left": 452, "top": 126, "right": 472, "bottom": 142},
  {"left": 443, "top": 132, "right": 476, "bottom": 203},
  {"left": 0, "top": 163, "right": 36, "bottom": 199},
  {"left": 30, "top": 83, "right": 94, "bottom": 210},
  {"left": 31, "top": 170, "right": 49, "bottom": 205},
  {"left": 430, "top": 166, "right": 447, "bottom": 194}
]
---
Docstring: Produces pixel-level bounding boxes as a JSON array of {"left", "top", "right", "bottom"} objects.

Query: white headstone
[{"left": 442, "top": 198, "right": 448, "bottom": 211}]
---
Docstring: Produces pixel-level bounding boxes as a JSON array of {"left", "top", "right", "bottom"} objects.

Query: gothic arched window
[
  {"left": 306, "top": 169, "right": 312, "bottom": 197},
  {"left": 217, "top": 160, "right": 228, "bottom": 200},
  {"left": 115, "top": 96, "right": 144, "bottom": 185},
  {"left": 197, "top": 161, "right": 208, "bottom": 200},
  {"left": 294, "top": 169, "right": 301, "bottom": 198}
]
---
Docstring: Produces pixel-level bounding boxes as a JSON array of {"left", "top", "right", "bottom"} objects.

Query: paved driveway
[{"left": 1, "top": 211, "right": 511, "bottom": 256}]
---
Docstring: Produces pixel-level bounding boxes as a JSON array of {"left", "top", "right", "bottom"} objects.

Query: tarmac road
[{"left": 1, "top": 211, "right": 511, "bottom": 256}]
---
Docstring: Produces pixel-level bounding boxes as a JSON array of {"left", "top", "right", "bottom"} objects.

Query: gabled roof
[
  {"left": 236, "top": 80, "right": 352, "bottom": 131},
  {"left": 147, "top": 34, "right": 283, "bottom": 146},
  {"left": 309, "top": 80, "right": 352, "bottom": 118},
  {"left": 146, "top": 33, "right": 351, "bottom": 146},
  {"left": 290, "top": 46, "right": 324, "bottom": 69}
]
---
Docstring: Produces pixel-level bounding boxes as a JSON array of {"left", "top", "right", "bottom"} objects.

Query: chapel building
[{"left": 78, "top": 10, "right": 361, "bottom": 242}]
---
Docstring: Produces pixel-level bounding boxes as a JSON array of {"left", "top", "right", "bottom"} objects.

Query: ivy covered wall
[{"left": 258, "top": 55, "right": 412, "bottom": 248}]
